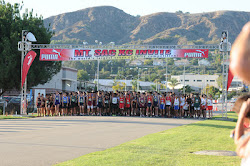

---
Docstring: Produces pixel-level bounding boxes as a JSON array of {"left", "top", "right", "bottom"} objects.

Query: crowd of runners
[{"left": 35, "top": 91, "right": 213, "bottom": 119}]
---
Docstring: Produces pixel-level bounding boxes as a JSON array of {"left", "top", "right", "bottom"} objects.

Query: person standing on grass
[
  {"left": 87, "top": 92, "right": 92, "bottom": 116},
  {"left": 104, "top": 94, "right": 110, "bottom": 116},
  {"left": 54, "top": 91, "right": 61, "bottom": 116},
  {"left": 119, "top": 93, "right": 125, "bottom": 115},
  {"left": 194, "top": 94, "right": 201, "bottom": 119},
  {"left": 207, "top": 94, "right": 213, "bottom": 119},
  {"left": 165, "top": 93, "right": 171, "bottom": 117},
  {"left": 153, "top": 92, "right": 159, "bottom": 117},
  {"left": 160, "top": 93, "right": 166, "bottom": 117},
  {"left": 45, "top": 94, "right": 50, "bottom": 116},
  {"left": 146, "top": 92, "right": 153, "bottom": 117},
  {"left": 201, "top": 94, "right": 207, "bottom": 119},
  {"left": 183, "top": 101, "right": 189, "bottom": 118},
  {"left": 36, "top": 93, "right": 41, "bottom": 116},
  {"left": 125, "top": 92, "right": 131, "bottom": 116},
  {"left": 97, "top": 91, "right": 103, "bottom": 116},
  {"left": 111, "top": 93, "right": 118, "bottom": 116},
  {"left": 180, "top": 94, "right": 185, "bottom": 118},
  {"left": 131, "top": 92, "right": 137, "bottom": 116},
  {"left": 40, "top": 94, "right": 45, "bottom": 117},
  {"left": 71, "top": 92, "right": 77, "bottom": 116},
  {"left": 139, "top": 93, "right": 146, "bottom": 117},
  {"left": 61, "top": 92, "right": 68, "bottom": 116},
  {"left": 78, "top": 92, "right": 85, "bottom": 116}
]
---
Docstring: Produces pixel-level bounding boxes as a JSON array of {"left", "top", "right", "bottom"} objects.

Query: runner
[
  {"left": 165, "top": 93, "right": 172, "bottom": 117},
  {"left": 40, "top": 94, "right": 46, "bottom": 117},
  {"left": 103, "top": 93, "right": 110, "bottom": 116},
  {"left": 146, "top": 92, "right": 153, "bottom": 117},
  {"left": 54, "top": 91, "right": 61, "bottom": 116},
  {"left": 194, "top": 94, "right": 201, "bottom": 119},
  {"left": 207, "top": 94, "right": 213, "bottom": 119},
  {"left": 87, "top": 91, "right": 92, "bottom": 115},
  {"left": 97, "top": 91, "right": 103, "bottom": 116},
  {"left": 160, "top": 93, "right": 165, "bottom": 117},
  {"left": 174, "top": 95, "right": 180, "bottom": 118},
  {"left": 61, "top": 92, "right": 68, "bottom": 116},
  {"left": 180, "top": 94, "right": 185, "bottom": 118},
  {"left": 131, "top": 92, "right": 137, "bottom": 116},
  {"left": 78, "top": 92, "right": 85, "bottom": 115},
  {"left": 36, "top": 93, "right": 42, "bottom": 116},
  {"left": 139, "top": 93, "right": 146, "bottom": 117},
  {"left": 125, "top": 93, "right": 131, "bottom": 116},
  {"left": 153, "top": 92, "right": 159, "bottom": 117},
  {"left": 119, "top": 93, "right": 125, "bottom": 115},
  {"left": 111, "top": 93, "right": 118, "bottom": 115}
]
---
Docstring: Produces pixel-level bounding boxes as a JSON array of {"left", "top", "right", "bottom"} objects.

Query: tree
[
  {"left": 202, "top": 85, "right": 221, "bottom": 99},
  {"left": 217, "top": 75, "right": 223, "bottom": 89},
  {"left": 131, "top": 80, "right": 138, "bottom": 91},
  {"left": 179, "top": 85, "right": 194, "bottom": 93},
  {"left": 168, "top": 78, "right": 179, "bottom": 92},
  {"left": 0, "top": 1, "right": 61, "bottom": 95},
  {"left": 77, "top": 69, "right": 89, "bottom": 81},
  {"left": 112, "top": 80, "right": 125, "bottom": 92}
]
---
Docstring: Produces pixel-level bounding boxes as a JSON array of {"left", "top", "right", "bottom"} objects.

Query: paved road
[{"left": 0, "top": 116, "right": 199, "bottom": 166}]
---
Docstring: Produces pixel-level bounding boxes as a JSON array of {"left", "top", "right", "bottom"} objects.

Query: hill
[{"left": 44, "top": 6, "right": 250, "bottom": 45}]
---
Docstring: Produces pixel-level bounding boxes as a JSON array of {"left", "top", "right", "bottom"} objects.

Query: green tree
[
  {"left": 217, "top": 75, "right": 223, "bottom": 89},
  {"left": 112, "top": 80, "right": 125, "bottom": 92},
  {"left": 168, "top": 78, "right": 179, "bottom": 92},
  {"left": 0, "top": 1, "right": 61, "bottom": 95},
  {"left": 144, "top": 59, "right": 153, "bottom": 66},
  {"left": 179, "top": 85, "right": 194, "bottom": 93},
  {"left": 131, "top": 80, "right": 138, "bottom": 91},
  {"left": 77, "top": 69, "right": 89, "bottom": 81},
  {"left": 202, "top": 85, "right": 221, "bottom": 98}
]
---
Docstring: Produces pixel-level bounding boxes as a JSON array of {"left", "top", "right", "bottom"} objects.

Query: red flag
[
  {"left": 227, "top": 67, "right": 234, "bottom": 91},
  {"left": 22, "top": 51, "right": 37, "bottom": 88}
]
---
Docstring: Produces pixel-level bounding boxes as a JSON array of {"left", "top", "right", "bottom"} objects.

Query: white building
[
  {"left": 92, "top": 79, "right": 156, "bottom": 91},
  {"left": 171, "top": 74, "right": 219, "bottom": 91},
  {"left": 228, "top": 76, "right": 244, "bottom": 91},
  {"left": 33, "top": 67, "right": 78, "bottom": 94},
  {"left": 153, "top": 59, "right": 165, "bottom": 66}
]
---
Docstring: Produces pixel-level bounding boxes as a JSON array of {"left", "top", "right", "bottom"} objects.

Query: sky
[{"left": 4, "top": 0, "right": 250, "bottom": 18}]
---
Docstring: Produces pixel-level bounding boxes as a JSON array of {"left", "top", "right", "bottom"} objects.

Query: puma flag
[
  {"left": 22, "top": 51, "right": 37, "bottom": 88},
  {"left": 227, "top": 68, "right": 234, "bottom": 91}
]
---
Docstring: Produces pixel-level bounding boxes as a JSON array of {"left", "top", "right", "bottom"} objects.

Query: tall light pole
[
  {"left": 165, "top": 58, "right": 168, "bottom": 92},
  {"left": 18, "top": 30, "right": 36, "bottom": 115},
  {"left": 95, "top": 40, "right": 102, "bottom": 91},
  {"left": 137, "top": 67, "right": 140, "bottom": 92},
  {"left": 183, "top": 64, "right": 186, "bottom": 95}
]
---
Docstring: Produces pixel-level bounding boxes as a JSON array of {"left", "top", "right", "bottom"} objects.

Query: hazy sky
[{"left": 4, "top": 0, "right": 250, "bottom": 18}]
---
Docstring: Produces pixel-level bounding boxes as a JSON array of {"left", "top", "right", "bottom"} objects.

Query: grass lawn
[
  {"left": 56, "top": 112, "right": 240, "bottom": 166},
  {"left": 0, "top": 115, "right": 33, "bottom": 120}
]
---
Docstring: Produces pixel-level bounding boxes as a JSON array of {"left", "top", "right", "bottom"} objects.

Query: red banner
[
  {"left": 22, "top": 51, "right": 37, "bottom": 88},
  {"left": 40, "top": 49, "right": 209, "bottom": 61},
  {"left": 227, "top": 68, "right": 234, "bottom": 91}
]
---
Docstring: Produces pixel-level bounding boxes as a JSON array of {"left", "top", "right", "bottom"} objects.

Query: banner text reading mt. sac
[{"left": 39, "top": 49, "right": 209, "bottom": 61}]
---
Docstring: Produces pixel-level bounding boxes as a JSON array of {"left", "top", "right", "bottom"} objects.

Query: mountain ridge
[{"left": 44, "top": 6, "right": 250, "bottom": 45}]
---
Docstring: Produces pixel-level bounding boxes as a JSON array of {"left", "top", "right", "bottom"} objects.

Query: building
[
  {"left": 32, "top": 67, "right": 77, "bottom": 94},
  {"left": 228, "top": 76, "right": 244, "bottom": 91},
  {"left": 129, "top": 59, "right": 143, "bottom": 66},
  {"left": 171, "top": 74, "right": 219, "bottom": 92},
  {"left": 91, "top": 79, "right": 156, "bottom": 91},
  {"left": 153, "top": 59, "right": 165, "bottom": 66}
]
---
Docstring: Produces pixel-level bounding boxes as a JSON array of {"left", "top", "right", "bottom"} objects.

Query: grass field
[
  {"left": 0, "top": 115, "right": 33, "bottom": 120},
  {"left": 56, "top": 112, "right": 240, "bottom": 166}
]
